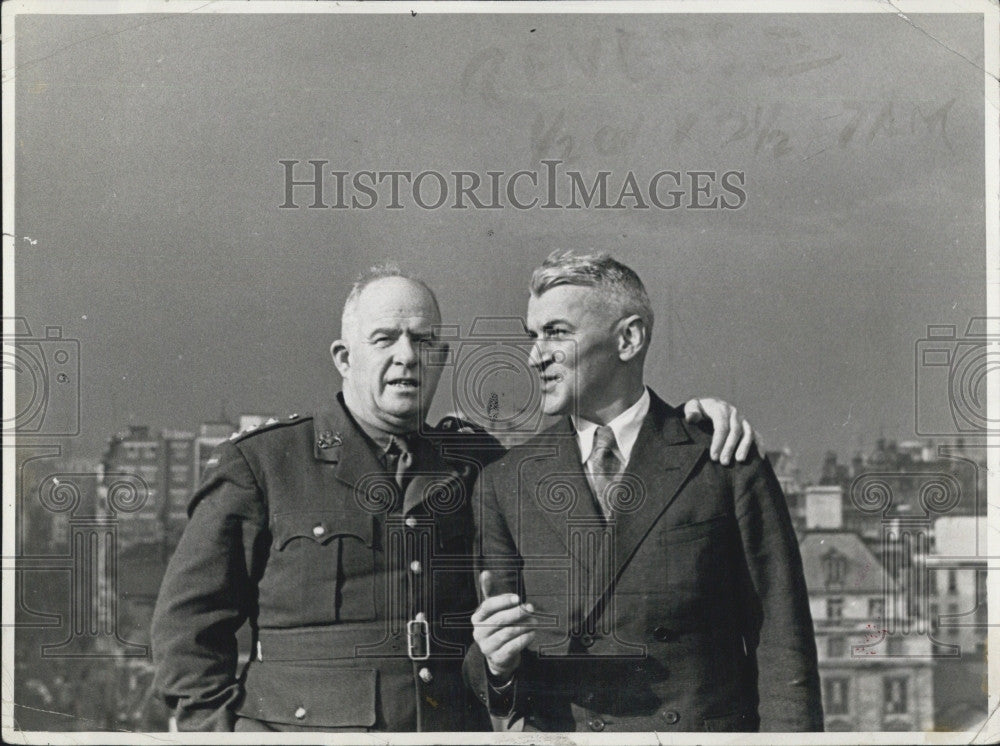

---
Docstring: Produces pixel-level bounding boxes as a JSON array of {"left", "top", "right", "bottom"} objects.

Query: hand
[
  {"left": 472, "top": 571, "right": 536, "bottom": 682},
  {"left": 683, "top": 397, "right": 763, "bottom": 466}
]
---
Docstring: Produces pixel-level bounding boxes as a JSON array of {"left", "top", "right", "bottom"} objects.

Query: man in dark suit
[
  {"left": 467, "top": 251, "right": 823, "bottom": 732},
  {"left": 151, "top": 265, "right": 759, "bottom": 732}
]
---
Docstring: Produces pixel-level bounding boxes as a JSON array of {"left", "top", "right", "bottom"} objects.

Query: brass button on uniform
[
  {"left": 588, "top": 718, "right": 605, "bottom": 731},
  {"left": 312, "top": 524, "right": 325, "bottom": 537},
  {"left": 409, "top": 560, "right": 422, "bottom": 574},
  {"left": 653, "top": 625, "right": 670, "bottom": 641},
  {"left": 405, "top": 516, "right": 418, "bottom": 528},
  {"left": 663, "top": 710, "right": 680, "bottom": 725},
  {"left": 418, "top": 667, "right": 433, "bottom": 683},
  {"left": 580, "top": 633, "right": 595, "bottom": 648},
  {"left": 294, "top": 706, "right": 307, "bottom": 720}
]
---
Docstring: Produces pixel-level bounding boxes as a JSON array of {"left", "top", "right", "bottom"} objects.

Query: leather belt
[{"left": 256, "top": 625, "right": 408, "bottom": 661}]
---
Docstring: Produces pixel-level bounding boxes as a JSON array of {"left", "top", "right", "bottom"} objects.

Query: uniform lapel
[
  {"left": 312, "top": 402, "right": 468, "bottom": 547},
  {"left": 311, "top": 403, "right": 386, "bottom": 492}
]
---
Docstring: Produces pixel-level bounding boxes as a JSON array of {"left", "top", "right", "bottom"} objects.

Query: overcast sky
[{"left": 12, "top": 10, "right": 986, "bottom": 477}]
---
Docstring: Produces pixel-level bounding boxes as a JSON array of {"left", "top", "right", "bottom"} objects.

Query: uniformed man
[{"left": 151, "top": 265, "right": 758, "bottom": 732}]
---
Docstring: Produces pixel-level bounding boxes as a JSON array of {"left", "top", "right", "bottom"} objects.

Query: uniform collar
[{"left": 313, "top": 395, "right": 459, "bottom": 515}]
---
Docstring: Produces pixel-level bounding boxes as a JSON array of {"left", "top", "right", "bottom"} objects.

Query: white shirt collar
[{"left": 573, "top": 388, "right": 650, "bottom": 467}]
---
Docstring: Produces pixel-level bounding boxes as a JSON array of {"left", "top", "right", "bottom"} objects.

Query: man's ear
[
  {"left": 331, "top": 340, "right": 350, "bottom": 377},
  {"left": 617, "top": 315, "right": 648, "bottom": 362}
]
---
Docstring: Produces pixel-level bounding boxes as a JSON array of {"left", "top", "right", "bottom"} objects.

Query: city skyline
[{"left": 12, "top": 412, "right": 988, "bottom": 732}]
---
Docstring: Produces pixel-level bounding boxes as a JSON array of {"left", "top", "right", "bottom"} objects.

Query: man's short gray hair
[
  {"left": 341, "top": 262, "right": 440, "bottom": 337},
  {"left": 530, "top": 250, "right": 654, "bottom": 330}
]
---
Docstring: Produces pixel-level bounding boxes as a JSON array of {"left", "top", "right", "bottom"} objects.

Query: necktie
[
  {"left": 386, "top": 434, "right": 414, "bottom": 492},
  {"left": 588, "top": 425, "right": 622, "bottom": 519}
]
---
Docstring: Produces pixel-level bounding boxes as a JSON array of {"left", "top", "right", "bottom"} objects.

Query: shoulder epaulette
[{"left": 227, "top": 413, "right": 313, "bottom": 444}]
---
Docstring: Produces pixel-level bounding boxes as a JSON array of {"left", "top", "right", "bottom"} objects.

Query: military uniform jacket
[
  {"left": 151, "top": 396, "right": 502, "bottom": 731},
  {"left": 464, "top": 391, "right": 823, "bottom": 733}
]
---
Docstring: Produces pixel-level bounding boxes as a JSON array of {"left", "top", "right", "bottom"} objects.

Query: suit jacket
[
  {"left": 464, "top": 390, "right": 823, "bottom": 732},
  {"left": 151, "top": 394, "right": 502, "bottom": 731}
]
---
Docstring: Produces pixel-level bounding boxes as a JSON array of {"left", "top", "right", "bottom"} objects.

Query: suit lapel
[
  {"left": 520, "top": 420, "right": 601, "bottom": 561},
  {"left": 585, "top": 393, "right": 706, "bottom": 622}
]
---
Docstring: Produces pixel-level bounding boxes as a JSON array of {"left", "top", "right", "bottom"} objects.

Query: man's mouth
[
  {"left": 386, "top": 377, "right": 419, "bottom": 390},
  {"left": 539, "top": 373, "right": 560, "bottom": 386}
]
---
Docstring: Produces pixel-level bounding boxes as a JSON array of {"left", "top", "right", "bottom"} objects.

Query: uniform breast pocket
[{"left": 271, "top": 510, "right": 376, "bottom": 622}]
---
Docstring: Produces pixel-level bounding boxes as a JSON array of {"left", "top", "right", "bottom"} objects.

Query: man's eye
[
  {"left": 546, "top": 328, "right": 568, "bottom": 338},
  {"left": 372, "top": 336, "right": 391, "bottom": 345}
]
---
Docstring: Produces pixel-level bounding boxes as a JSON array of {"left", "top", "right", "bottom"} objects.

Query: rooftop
[{"left": 800, "top": 531, "right": 891, "bottom": 594}]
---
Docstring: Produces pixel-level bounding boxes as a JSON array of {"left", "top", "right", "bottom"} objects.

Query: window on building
[
  {"left": 868, "top": 598, "right": 885, "bottom": 620},
  {"left": 822, "top": 550, "right": 848, "bottom": 589},
  {"left": 827, "top": 636, "right": 846, "bottom": 658},
  {"left": 930, "top": 602, "right": 940, "bottom": 633},
  {"left": 886, "top": 636, "right": 903, "bottom": 655},
  {"left": 928, "top": 570, "right": 938, "bottom": 595},
  {"left": 827, "top": 597, "right": 844, "bottom": 623},
  {"left": 824, "top": 678, "right": 850, "bottom": 716},
  {"left": 948, "top": 570, "right": 958, "bottom": 594},
  {"left": 883, "top": 677, "right": 908, "bottom": 714}
]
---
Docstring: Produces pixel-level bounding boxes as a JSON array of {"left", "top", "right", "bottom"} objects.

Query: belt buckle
[{"left": 407, "top": 618, "right": 430, "bottom": 661}]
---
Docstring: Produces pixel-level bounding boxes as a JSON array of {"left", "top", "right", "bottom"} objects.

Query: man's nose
[
  {"left": 392, "top": 335, "right": 419, "bottom": 366},
  {"left": 528, "top": 340, "right": 548, "bottom": 370}
]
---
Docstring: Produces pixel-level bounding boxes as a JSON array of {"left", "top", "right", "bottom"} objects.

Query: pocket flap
[
  {"left": 239, "top": 663, "right": 377, "bottom": 727},
  {"left": 273, "top": 510, "right": 373, "bottom": 550},
  {"left": 657, "top": 512, "right": 731, "bottom": 546}
]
